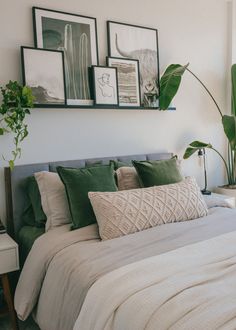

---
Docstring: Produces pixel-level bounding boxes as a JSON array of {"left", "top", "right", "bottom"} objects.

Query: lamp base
[{"left": 201, "top": 189, "right": 211, "bottom": 195}]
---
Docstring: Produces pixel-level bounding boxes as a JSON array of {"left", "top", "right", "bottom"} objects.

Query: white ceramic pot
[{"left": 214, "top": 186, "right": 236, "bottom": 207}]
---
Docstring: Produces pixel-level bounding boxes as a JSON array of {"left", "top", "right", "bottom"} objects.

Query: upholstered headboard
[{"left": 4, "top": 152, "right": 172, "bottom": 240}]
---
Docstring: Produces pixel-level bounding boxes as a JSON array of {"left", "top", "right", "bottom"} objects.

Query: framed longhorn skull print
[{"left": 107, "top": 21, "right": 160, "bottom": 108}]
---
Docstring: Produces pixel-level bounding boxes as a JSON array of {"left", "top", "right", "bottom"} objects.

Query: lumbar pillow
[
  {"left": 89, "top": 177, "right": 208, "bottom": 240},
  {"left": 34, "top": 171, "right": 71, "bottom": 231},
  {"left": 132, "top": 158, "right": 183, "bottom": 187},
  {"left": 116, "top": 166, "right": 141, "bottom": 190},
  {"left": 57, "top": 164, "right": 118, "bottom": 230}
]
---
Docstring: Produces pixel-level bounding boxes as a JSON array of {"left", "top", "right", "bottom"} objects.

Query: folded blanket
[{"left": 74, "top": 230, "right": 236, "bottom": 330}]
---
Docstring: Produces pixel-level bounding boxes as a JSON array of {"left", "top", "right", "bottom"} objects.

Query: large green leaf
[
  {"left": 231, "top": 64, "right": 236, "bottom": 116},
  {"left": 222, "top": 115, "right": 236, "bottom": 150},
  {"left": 159, "top": 63, "right": 189, "bottom": 110},
  {"left": 183, "top": 140, "right": 212, "bottom": 159},
  {"left": 189, "top": 141, "right": 212, "bottom": 148}
]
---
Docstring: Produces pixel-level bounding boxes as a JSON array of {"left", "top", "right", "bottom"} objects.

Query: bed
[{"left": 5, "top": 152, "right": 236, "bottom": 330}]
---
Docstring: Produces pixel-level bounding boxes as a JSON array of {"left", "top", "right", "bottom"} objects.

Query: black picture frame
[
  {"left": 91, "top": 66, "right": 119, "bottom": 107},
  {"left": 21, "top": 46, "right": 67, "bottom": 107},
  {"left": 32, "top": 6, "right": 99, "bottom": 106},
  {"left": 107, "top": 56, "right": 141, "bottom": 108},
  {"left": 107, "top": 20, "right": 160, "bottom": 108}
]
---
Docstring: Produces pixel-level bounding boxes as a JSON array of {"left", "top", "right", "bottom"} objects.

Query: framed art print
[
  {"left": 107, "top": 21, "right": 159, "bottom": 107},
  {"left": 33, "top": 7, "right": 99, "bottom": 106},
  {"left": 21, "top": 47, "right": 66, "bottom": 107},
  {"left": 92, "top": 66, "right": 119, "bottom": 106},
  {"left": 107, "top": 57, "right": 141, "bottom": 107}
]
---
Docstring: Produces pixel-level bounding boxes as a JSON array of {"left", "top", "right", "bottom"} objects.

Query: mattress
[{"left": 18, "top": 226, "right": 45, "bottom": 265}]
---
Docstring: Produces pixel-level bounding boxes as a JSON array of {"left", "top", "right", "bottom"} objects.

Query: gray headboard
[{"left": 4, "top": 152, "right": 172, "bottom": 240}]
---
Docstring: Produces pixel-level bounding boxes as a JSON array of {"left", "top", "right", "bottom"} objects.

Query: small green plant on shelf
[{"left": 0, "top": 80, "right": 34, "bottom": 169}]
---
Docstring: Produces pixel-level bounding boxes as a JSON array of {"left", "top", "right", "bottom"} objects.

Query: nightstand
[
  {"left": 0, "top": 233, "right": 19, "bottom": 330},
  {"left": 203, "top": 192, "right": 236, "bottom": 208}
]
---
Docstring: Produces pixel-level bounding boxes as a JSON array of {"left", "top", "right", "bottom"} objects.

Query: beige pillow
[
  {"left": 34, "top": 171, "right": 71, "bottom": 231},
  {"left": 116, "top": 166, "right": 141, "bottom": 190},
  {"left": 89, "top": 177, "right": 208, "bottom": 240}
]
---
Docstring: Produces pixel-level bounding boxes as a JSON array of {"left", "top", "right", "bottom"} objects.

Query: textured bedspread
[
  {"left": 75, "top": 230, "right": 236, "bottom": 330},
  {"left": 15, "top": 207, "right": 236, "bottom": 330}
]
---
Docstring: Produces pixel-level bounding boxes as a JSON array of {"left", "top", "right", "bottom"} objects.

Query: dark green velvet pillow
[
  {"left": 110, "top": 160, "right": 132, "bottom": 170},
  {"left": 22, "top": 176, "right": 46, "bottom": 227},
  {"left": 57, "top": 164, "right": 118, "bottom": 230},
  {"left": 132, "top": 158, "right": 183, "bottom": 187}
]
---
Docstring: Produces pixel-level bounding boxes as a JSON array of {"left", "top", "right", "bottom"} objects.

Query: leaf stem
[
  {"left": 186, "top": 68, "right": 223, "bottom": 118},
  {"left": 211, "top": 147, "right": 231, "bottom": 184}
]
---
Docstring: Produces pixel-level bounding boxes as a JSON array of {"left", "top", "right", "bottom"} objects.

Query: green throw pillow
[
  {"left": 110, "top": 160, "right": 132, "bottom": 170},
  {"left": 22, "top": 176, "right": 47, "bottom": 227},
  {"left": 132, "top": 158, "right": 183, "bottom": 187},
  {"left": 57, "top": 164, "right": 118, "bottom": 230}
]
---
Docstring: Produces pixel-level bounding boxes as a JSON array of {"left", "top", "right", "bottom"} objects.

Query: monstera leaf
[
  {"left": 159, "top": 63, "right": 189, "bottom": 110},
  {"left": 183, "top": 141, "right": 212, "bottom": 159},
  {"left": 222, "top": 115, "right": 236, "bottom": 151}
]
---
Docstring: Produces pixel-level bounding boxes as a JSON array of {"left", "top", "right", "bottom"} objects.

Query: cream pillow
[
  {"left": 34, "top": 171, "right": 71, "bottom": 231},
  {"left": 116, "top": 166, "right": 141, "bottom": 190},
  {"left": 89, "top": 177, "right": 208, "bottom": 240}
]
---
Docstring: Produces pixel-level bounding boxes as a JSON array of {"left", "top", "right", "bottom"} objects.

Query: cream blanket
[
  {"left": 74, "top": 231, "right": 236, "bottom": 330},
  {"left": 15, "top": 207, "right": 236, "bottom": 330}
]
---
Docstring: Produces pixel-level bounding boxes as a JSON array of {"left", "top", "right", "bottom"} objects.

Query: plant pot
[{"left": 214, "top": 186, "right": 236, "bottom": 207}]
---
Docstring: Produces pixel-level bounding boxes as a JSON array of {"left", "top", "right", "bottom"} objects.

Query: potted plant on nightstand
[
  {"left": 0, "top": 80, "right": 34, "bottom": 169},
  {"left": 159, "top": 62, "right": 236, "bottom": 197}
]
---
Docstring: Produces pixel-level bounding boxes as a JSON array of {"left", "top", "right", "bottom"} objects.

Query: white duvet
[
  {"left": 75, "top": 230, "right": 236, "bottom": 330},
  {"left": 15, "top": 205, "right": 236, "bottom": 330}
]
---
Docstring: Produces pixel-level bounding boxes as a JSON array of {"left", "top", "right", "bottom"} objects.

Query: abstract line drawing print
[{"left": 97, "top": 73, "right": 115, "bottom": 99}]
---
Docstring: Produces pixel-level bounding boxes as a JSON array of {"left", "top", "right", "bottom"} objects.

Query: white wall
[{"left": 0, "top": 0, "right": 231, "bottom": 223}]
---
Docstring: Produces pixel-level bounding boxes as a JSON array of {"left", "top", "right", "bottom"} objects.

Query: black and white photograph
[
  {"left": 107, "top": 57, "right": 141, "bottom": 107},
  {"left": 92, "top": 66, "right": 119, "bottom": 106},
  {"left": 21, "top": 47, "right": 66, "bottom": 106},
  {"left": 107, "top": 21, "right": 159, "bottom": 107},
  {"left": 33, "top": 7, "right": 99, "bottom": 106}
]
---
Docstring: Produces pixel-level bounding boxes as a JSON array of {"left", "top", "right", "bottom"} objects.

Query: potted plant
[
  {"left": 0, "top": 80, "right": 34, "bottom": 169},
  {"left": 159, "top": 63, "right": 236, "bottom": 196}
]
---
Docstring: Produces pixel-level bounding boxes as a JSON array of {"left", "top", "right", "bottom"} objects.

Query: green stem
[
  {"left": 211, "top": 147, "right": 231, "bottom": 185},
  {"left": 187, "top": 68, "right": 223, "bottom": 118}
]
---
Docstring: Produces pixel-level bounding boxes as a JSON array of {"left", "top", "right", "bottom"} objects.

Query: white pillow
[
  {"left": 34, "top": 171, "right": 71, "bottom": 231},
  {"left": 116, "top": 166, "right": 141, "bottom": 190},
  {"left": 89, "top": 177, "right": 208, "bottom": 240}
]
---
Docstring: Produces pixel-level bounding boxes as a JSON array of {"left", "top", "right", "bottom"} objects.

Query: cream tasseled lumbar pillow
[
  {"left": 115, "top": 166, "right": 141, "bottom": 190},
  {"left": 34, "top": 171, "right": 71, "bottom": 231},
  {"left": 88, "top": 177, "right": 208, "bottom": 240}
]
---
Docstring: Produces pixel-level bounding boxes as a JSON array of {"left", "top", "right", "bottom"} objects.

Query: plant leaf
[
  {"left": 231, "top": 64, "right": 236, "bottom": 116},
  {"left": 9, "top": 160, "right": 14, "bottom": 170},
  {"left": 159, "top": 63, "right": 189, "bottom": 110},
  {"left": 222, "top": 115, "right": 236, "bottom": 150},
  {"left": 183, "top": 140, "right": 212, "bottom": 159},
  {"left": 183, "top": 147, "right": 199, "bottom": 159},
  {"left": 189, "top": 141, "right": 212, "bottom": 148}
]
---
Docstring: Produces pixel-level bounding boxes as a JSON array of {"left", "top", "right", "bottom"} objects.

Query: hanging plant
[{"left": 0, "top": 80, "right": 34, "bottom": 169}]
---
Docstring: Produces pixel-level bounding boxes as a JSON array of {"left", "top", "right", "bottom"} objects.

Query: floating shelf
[{"left": 35, "top": 104, "right": 176, "bottom": 111}]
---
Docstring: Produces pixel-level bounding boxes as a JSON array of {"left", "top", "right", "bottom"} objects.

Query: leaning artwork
[
  {"left": 33, "top": 7, "right": 99, "bottom": 106},
  {"left": 107, "top": 21, "right": 160, "bottom": 107}
]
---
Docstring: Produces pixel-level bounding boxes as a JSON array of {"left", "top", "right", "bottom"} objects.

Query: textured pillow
[
  {"left": 132, "top": 158, "right": 183, "bottom": 187},
  {"left": 89, "top": 177, "right": 208, "bottom": 240},
  {"left": 116, "top": 166, "right": 141, "bottom": 190},
  {"left": 34, "top": 171, "right": 71, "bottom": 231},
  {"left": 57, "top": 164, "right": 118, "bottom": 230},
  {"left": 22, "top": 176, "right": 47, "bottom": 227}
]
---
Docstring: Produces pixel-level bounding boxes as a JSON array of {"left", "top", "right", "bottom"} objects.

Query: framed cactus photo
[{"left": 33, "top": 7, "right": 99, "bottom": 106}]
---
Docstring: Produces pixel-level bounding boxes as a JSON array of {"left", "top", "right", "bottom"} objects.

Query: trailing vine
[{"left": 0, "top": 80, "right": 34, "bottom": 169}]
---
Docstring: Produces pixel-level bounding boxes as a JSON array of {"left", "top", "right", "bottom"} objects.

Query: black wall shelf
[{"left": 35, "top": 105, "right": 176, "bottom": 110}]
